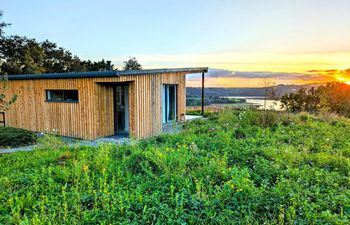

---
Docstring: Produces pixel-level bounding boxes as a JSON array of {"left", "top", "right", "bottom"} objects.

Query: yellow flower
[{"left": 82, "top": 164, "right": 89, "bottom": 172}]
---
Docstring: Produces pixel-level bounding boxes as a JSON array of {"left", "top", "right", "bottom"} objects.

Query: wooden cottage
[{"left": 4, "top": 67, "right": 208, "bottom": 140}]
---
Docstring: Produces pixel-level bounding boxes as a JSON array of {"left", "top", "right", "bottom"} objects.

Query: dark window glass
[
  {"left": 162, "top": 84, "right": 177, "bottom": 123},
  {"left": 168, "top": 86, "right": 176, "bottom": 121},
  {"left": 46, "top": 90, "right": 79, "bottom": 102}
]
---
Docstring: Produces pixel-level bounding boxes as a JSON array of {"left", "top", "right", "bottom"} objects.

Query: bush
[{"left": 0, "top": 126, "right": 36, "bottom": 148}]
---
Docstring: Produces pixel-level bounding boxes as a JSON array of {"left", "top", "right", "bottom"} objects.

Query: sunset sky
[{"left": 2, "top": 0, "right": 350, "bottom": 87}]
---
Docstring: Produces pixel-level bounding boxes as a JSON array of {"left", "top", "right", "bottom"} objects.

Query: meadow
[{"left": 0, "top": 110, "right": 349, "bottom": 224}]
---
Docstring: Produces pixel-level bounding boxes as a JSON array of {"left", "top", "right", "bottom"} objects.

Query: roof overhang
[{"left": 7, "top": 67, "right": 208, "bottom": 80}]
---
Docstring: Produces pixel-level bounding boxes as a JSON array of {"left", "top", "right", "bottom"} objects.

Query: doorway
[
  {"left": 162, "top": 84, "right": 177, "bottom": 123},
  {"left": 114, "top": 85, "right": 129, "bottom": 136}
]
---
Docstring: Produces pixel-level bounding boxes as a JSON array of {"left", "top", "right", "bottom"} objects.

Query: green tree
[
  {"left": 281, "top": 87, "right": 321, "bottom": 113},
  {"left": 281, "top": 82, "right": 350, "bottom": 117},
  {"left": 0, "top": 36, "right": 46, "bottom": 74},
  {"left": 0, "top": 11, "right": 115, "bottom": 75},
  {"left": 317, "top": 82, "right": 350, "bottom": 117},
  {"left": 40, "top": 40, "right": 84, "bottom": 73},
  {"left": 123, "top": 57, "right": 142, "bottom": 70},
  {"left": 82, "top": 59, "right": 114, "bottom": 71},
  {"left": 0, "top": 11, "right": 10, "bottom": 37},
  {"left": 0, "top": 74, "right": 17, "bottom": 111}
]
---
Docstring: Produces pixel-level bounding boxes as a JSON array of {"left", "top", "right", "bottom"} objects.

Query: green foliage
[
  {"left": 0, "top": 36, "right": 114, "bottom": 75},
  {"left": 0, "top": 12, "right": 113, "bottom": 75},
  {"left": 281, "top": 82, "right": 350, "bottom": 117},
  {"left": 0, "top": 74, "right": 17, "bottom": 111},
  {"left": 0, "top": 110, "right": 350, "bottom": 224},
  {"left": 0, "top": 126, "right": 36, "bottom": 147},
  {"left": 0, "top": 11, "right": 10, "bottom": 38},
  {"left": 36, "top": 132, "right": 64, "bottom": 150},
  {"left": 281, "top": 87, "right": 321, "bottom": 113},
  {"left": 123, "top": 57, "right": 142, "bottom": 70}
]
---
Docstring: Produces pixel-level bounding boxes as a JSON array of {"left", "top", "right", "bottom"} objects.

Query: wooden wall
[{"left": 4, "top": 72, "right": 187, "bottom": 140}]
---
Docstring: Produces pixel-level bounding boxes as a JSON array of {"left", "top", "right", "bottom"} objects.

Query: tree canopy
[
  {"left": 123, "top": 57, "right": 142, "bottom": 70},
  {"left": 0, "top": 74, "right": 17, "bottom": 111},
  {"left": 0, "top": 11, "right": 114, "bottom": 75},
  {"left": 281, "top": 82, "right": 350, "bottom": 117}
]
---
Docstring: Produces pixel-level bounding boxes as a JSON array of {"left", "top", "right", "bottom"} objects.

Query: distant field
[{"left": 1, "top": 110, "right": 349, "bottom": 224}]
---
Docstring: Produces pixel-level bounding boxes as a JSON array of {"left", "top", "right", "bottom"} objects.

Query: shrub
[{"left": 0, "top": 126, "right": 36, "bottom": 147}]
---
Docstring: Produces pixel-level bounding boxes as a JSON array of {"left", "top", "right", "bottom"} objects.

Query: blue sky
[{"left": 1, "top": 0, "right": 350, "bottom": 86}]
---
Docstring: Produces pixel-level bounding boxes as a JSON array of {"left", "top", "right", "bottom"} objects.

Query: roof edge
[{"left": 7, "top": 67, "right": 208, "bottom": 80}]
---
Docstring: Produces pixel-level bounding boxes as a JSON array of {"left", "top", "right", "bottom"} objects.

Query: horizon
[{"left": 2, "top": 0, "right": 350, "bottom": 87}]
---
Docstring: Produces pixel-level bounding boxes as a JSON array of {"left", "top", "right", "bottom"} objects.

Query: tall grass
[{"left": 0, "top": 109, "right": 349, "bottom": 224}]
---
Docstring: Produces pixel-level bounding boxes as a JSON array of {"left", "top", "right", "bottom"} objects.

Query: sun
[{"left": 336, "top": 77, "right": 350, "bottom": 85}]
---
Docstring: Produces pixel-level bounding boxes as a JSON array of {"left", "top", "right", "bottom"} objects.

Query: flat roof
[{"left": 7, "top": 67, "right": 208, "bottom": 80}]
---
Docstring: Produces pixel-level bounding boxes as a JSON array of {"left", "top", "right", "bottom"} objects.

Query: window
[
  {"left": 162, "top": 85, "right": 177, "bottom": 123},
  {"left": 46, "top": 90, "right": 79, "bottom": 102}
]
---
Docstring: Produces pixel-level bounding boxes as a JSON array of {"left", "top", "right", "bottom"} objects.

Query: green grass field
[{"left": 0, "top": 110, "right": 349, "bottom": 224}]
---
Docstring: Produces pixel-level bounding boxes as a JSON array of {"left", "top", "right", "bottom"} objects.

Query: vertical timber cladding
[
  {"left": 161, "top": 72, "right": 187, "bottom": 122},
  {"left": 5, "top": 71, "right": 187, "bottom": 140},
  {"left": 5, "top": 78, "right": 95, "bottom": 139}
]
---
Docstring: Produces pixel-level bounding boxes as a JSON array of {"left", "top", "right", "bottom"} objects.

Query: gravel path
[
  {"left": 0, "top": 137, "right": 134, "bottom": 154},
  {"left": 0, "top": 145, "right": 38, "bottom": 154},
  {"left": 0, "top": 115, "right": 203, "bottom": 154}
]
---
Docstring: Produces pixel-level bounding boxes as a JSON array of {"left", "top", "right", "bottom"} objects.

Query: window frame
[
  {"left": 162, "top": 84, "right": 177, "bottom": 123},
  {"left": 45, "top": 90, "right": 79, "bottom": 103}
]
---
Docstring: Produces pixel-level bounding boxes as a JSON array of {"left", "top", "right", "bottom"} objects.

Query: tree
[
  {"left": 82, "top": 59, "right": 114, "bottom": 71},
  {"left": 317, "top": 82, "right": 350, "bottom": 117},
  {"left": 281, "top": 87, "right": 321, "bottom": 113},
  {"left": 123, "top": 57, "right": 142, "bottom": 70},
  {"left": 0, "top": 74, "right": 17, "bottom": 111},
  {"left": 0, "top": 36, "right": 46, "bottom": 74},
  {"left": 0, "top": 11, "right": 115, "bottom": 75},
  {"left": 280, "top": 82, "right": 350, "bottom": 117},
  {"left": 262, "top": 77, "right": 278, "bottom": 110},
  {"left": 0, "top": 11, "right": 10, "bottom": 37}
]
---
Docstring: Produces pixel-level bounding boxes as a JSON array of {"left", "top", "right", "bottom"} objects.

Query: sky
[{"left": 1, "top": 0, "right": 350, "bottom": 87}]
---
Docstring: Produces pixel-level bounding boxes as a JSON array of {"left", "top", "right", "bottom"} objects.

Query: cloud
[
  {"left": 308, "top": 68, "right": 350, "bottom": 77},
  {"left": 187, "top": 68, "right": 336, "bottom": 82},
  {"left": 186, "top": 68, "right": 350, "bottom": 87},
  {"left": 109, "top": 51, "right": 350, "bottom": 74}
]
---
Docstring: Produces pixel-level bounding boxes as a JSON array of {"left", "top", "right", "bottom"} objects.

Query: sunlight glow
[{"left": 111, "top": 52, "right": 350, "bottom": 87}]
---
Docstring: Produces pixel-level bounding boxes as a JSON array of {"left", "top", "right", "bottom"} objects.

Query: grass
[
  {"left": 0, "top": 126, "right": 36, "bottom": 148},
  {"left": 0, "top": 110, "right": 349, "bottom": 224}
]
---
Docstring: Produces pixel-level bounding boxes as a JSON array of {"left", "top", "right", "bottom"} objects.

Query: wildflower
[{"left": 82, "top": 164, "right": 89, "bottom": 172}]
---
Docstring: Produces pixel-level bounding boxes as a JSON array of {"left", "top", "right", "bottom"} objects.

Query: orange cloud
[
  {"left": 308, "top": 69, "right": 350, "bottom": 84},
  {"left": 187, "top": 68, "right": 346, "bottom": 87}
]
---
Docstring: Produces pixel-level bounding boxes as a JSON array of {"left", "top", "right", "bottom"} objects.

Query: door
[
  {"left": 114, "top": 85, "right": 129, "bottom": 135},
  {"left": 162, "top": 84, "right": 177, "bottom": 123}
]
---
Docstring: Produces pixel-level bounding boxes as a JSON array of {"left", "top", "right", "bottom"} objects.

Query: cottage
[{"left": 4, "top": 67, "right": 207, "bottom": 140}]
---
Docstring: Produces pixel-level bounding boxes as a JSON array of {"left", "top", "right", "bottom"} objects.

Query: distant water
[{"left": 224, "top": 96, "right": 283, "bottom": 111}]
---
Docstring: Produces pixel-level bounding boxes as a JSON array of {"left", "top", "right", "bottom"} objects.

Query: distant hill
[{"left": 187, "top": 84, "right": 321, "bottom": 98}]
